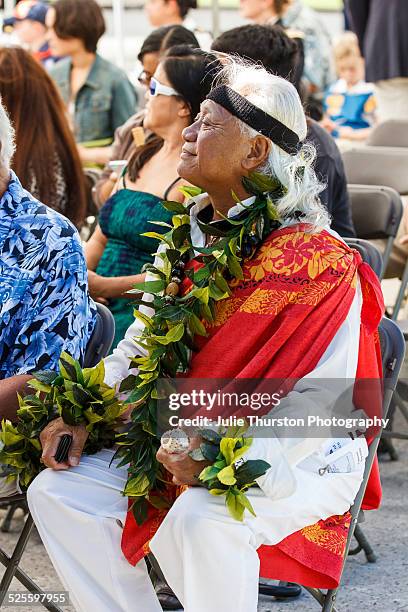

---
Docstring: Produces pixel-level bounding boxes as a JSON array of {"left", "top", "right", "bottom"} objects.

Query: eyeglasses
[
  {"left": 138, "top": 70, "right": 152, "bottom": 87},
  {"left": 149, "top": 77, "right": 180, "bottom": 98}
]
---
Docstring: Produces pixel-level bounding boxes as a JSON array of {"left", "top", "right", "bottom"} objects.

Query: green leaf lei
[
  {"left": 0, "top": 172, "right": 287, "bottom": 523},
  {"left": 192, "top": 425, "right": 270, "bottom": 521},
  {"left": 0, "top": 353, "right": 126, "bottom": 489},
  {"left": 114, "top": 172, "right": 286, "bottom": 524}
]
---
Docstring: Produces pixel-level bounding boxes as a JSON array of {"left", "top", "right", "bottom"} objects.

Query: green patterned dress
[{"left": 96, "top": 182, "right": 178, "bottom": 348}]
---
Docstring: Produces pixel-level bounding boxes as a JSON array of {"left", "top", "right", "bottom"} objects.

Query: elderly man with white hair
[
  {"left": 0, "top": 100, "right": 95, "bottom": 405},
  {"left": 27, "top": 59, "right": 383, "bottom": 612}
]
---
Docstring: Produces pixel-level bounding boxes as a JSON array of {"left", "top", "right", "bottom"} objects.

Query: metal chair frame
[
  {"left": 303, "top": 318, "right": 405, "bottom": 611},
  {"left": 392, "top": 263, "right": 408, "bottom": 320}
]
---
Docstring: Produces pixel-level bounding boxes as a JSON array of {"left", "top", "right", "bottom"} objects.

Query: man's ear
[
  {"left": 168, "top": 0, "right": 180, "bottom": 12},
  {"left": 241, "top": 135, "right": 271, "bottom": 172}
]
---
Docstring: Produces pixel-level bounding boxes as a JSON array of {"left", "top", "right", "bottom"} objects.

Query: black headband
[{"left": 206, "top": 85, "right": 301, "bottom": 156}]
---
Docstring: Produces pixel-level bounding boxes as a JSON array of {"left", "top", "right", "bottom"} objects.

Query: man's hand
[
  {"left": 40, "top": 417, "right": 88, "bottom": 470},
  {"left": 156, "top": 435, "right": 210, "bottom": 486}
]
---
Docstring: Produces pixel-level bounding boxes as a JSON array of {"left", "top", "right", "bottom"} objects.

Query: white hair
[
  {"left": 0, "top": 98, "right": 15, "bottom": 171},
  {"left": 216, "top": 59, "right": 330, "bottom": 229}
]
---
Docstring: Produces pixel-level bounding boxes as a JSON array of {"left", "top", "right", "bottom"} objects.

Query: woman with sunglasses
[
  {"left": 94, "top": 25, "right": 200, "bottom": 208},
  {"left": 85, "top": 45, "right": 221, "bottom": 348}
]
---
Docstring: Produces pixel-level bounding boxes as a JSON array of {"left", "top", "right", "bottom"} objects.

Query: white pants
[
  {"left": 375, "top": 78, "right": 408, "bottom": 122},
  {"left": 27, "top": 448, "right": 363, "bottom": 612}
]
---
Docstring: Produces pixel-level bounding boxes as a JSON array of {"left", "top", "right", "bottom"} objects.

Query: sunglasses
[{"left": 149, "top": 77, "right": 180, "bottom": 98}]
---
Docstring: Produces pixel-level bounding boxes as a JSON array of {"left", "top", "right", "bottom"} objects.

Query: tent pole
[
  {"left": 112, "top": 0, "right": 125, "bottom": 69},
  {"left": 211, "top": 0, "right": 220, "bottom": 39}
]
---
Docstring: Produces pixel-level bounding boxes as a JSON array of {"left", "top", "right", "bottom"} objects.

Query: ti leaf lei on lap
[
  {"left": 0, "top": 354, "right": 126, "bottom": 488},
  {"left": 114, "top": 172, "right": 287, "bottom": 524}
]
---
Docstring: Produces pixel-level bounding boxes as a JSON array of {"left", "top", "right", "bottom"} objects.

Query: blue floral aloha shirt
[{"left": 0, "top": 171, "right": 96, "bottom": 379}]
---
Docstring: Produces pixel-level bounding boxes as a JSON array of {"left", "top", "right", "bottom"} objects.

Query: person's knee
[
  {"left": 165, "top": 489, "right": 204, "bottom": 528},
  {"left": 151, "top": 489, "right": 211, "bottom": 555},
  {"left": 27, "top": 468, "right": 62, "bottom": 515}
]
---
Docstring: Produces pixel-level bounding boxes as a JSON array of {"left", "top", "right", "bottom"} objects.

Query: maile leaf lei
[
  {"left": 0, "top": 173, "right": 285, "bottom": 523},
  {"left": 114, "top": 172, "right": 285, "bottom": 524}
]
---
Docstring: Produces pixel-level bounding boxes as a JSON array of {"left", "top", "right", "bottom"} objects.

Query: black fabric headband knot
[{"left": 206, "top": 85, "right": 302, "bottom": 156}]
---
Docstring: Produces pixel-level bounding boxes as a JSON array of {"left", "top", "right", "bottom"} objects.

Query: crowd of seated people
[
  {"left": 1, "top": 0, "right": 398, "bottom": 402},
  {"left": 3, "top": 0, "right": 403, "bottom": 405},
  {"left": 0, "top": 2, "right": 407, "bottom": 608},
  {"left": 4, "top": 52, "right": 384, "bottom": 612}
]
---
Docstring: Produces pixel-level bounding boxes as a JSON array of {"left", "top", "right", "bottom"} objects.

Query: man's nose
[{"left": 182, "top": 122, "right": 198, "bottom": 142}]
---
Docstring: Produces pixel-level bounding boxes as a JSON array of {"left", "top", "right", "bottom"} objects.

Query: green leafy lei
[
  {"left": 0, "top": 354, "right": 126, "bottom": 488},
  {"left": 0, "top": 172, "right": 286, "bottom": 523},
  {"left": 192, "top": 425, "right": 270, "bottom": 521},
  {"left": 114, "top": 172, "right": 285, "bottom": 524}
]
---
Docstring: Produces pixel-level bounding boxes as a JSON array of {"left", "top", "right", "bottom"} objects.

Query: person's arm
[
  {"left": 39, "top": 246, "right": 164, "bottom": 466},
  {"left": 96, "top": 173, "right": 118, "bottom": 206},
  {"left": 94, "top": 113, "right": 143, "bottom": 208},
  {"left": 85, "top": 224, "right": 108, "bottom": 271},
  {"left": 338, "top": 125, "right": 372, "bottom": 141},
  {"left": 0, "top": 379, "right": 89, "bottom": 469},
  {"left": 39, "top": 417, "right": 89, "bottom": 470},
  {"left": 87, "top": 270, "right": 145, "bottom": 301},
  {"left": 0, "top": 375, "right": 32, "bottom": 421},
  {"left": 38, "top": 287, "right": 153, "bottom": 468},
  {"left": 345, "top": 0, "right": 371, "bottom": 53},
  {"left": 85, "top": 224, "right": 145, "bottom": 299},
  {"left": 77, "top": 144, "right": 112, "bottom": 166},
  {"left": 320, "top": 115, "right": 337, "bottom": 134}
]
